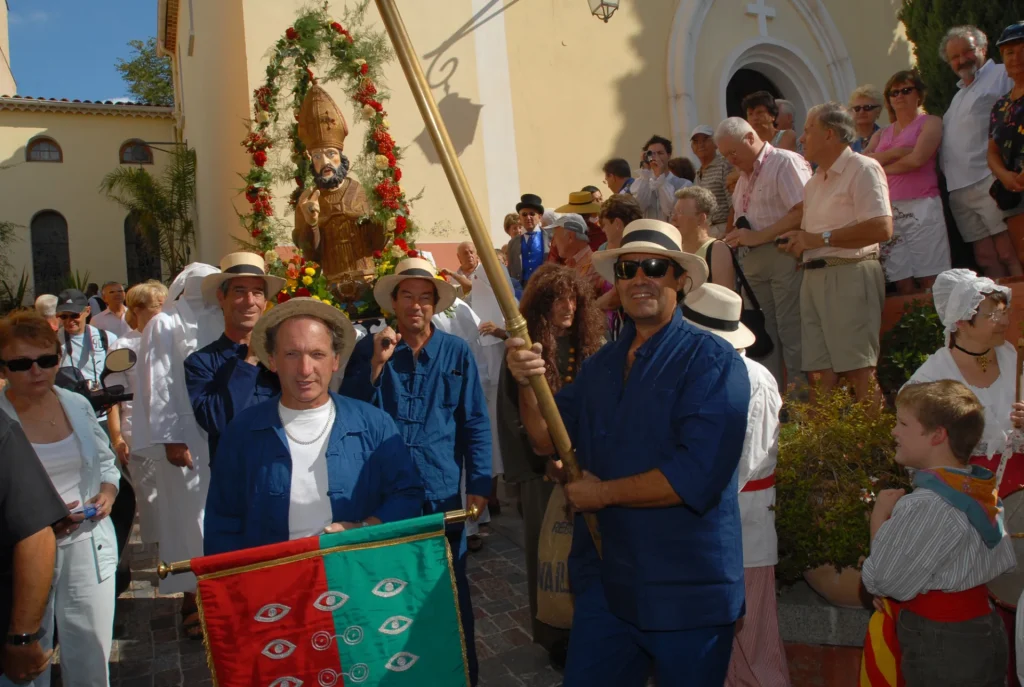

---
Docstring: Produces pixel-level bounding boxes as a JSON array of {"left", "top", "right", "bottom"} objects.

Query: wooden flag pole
[{"left": 373, "top": 0, "right": 601, "bottom": 555}]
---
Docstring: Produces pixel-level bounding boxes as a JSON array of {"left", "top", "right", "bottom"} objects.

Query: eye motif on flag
[
  {"left": 371, "top": 577, "right": 408, "bottom": 598},
  {"left": 384, "top": 651, "right": 420, "bottom": 673},
  {"left": 254, "top": 603, "right": 291, "bottom": 623},
  {"left": 343, "top": 664, "right": 370, "bottom": 684},
  {"left": 311, "top": 626, "right": 365, "bottom": 651},
  {"left": 312, "top": 590, "right": 349, "bottom": 611},
  {"left": 317, "top": 669, "right": 340, "bottom": 687},
  {"left": 268, "top": 678, "right": 303, "bottom": 687},
  {"left": 261, "top": 639, "right": 297, "bottom": 660},
  {"left": 378, "top": 615, "right": 413, "bottom": 636}
]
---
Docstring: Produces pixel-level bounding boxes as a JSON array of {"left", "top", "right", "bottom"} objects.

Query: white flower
[
  {"left": 391, "top": 244, "right": 406, "bottom": 258},
  {"left": 362, "top": 104, "right": 376, "bottom": 120},
  {"left": 386, "top": 217, "right": 397, "bottom": 232},
  {"left": 264, "top": 250, "right": 278, "bottom": 266},
  {"left": 374, "top": 154, "right": 390, "bottom": 170},
  {"left": 354, "top": 58, "right": 367, "bottom": 67},
  {"left": 255, "top": 110, "right": 270, "bottom": 124}
]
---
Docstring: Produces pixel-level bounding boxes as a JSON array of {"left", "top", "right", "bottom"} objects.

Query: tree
[
  {"left": 899, "top": 0, "right": 1024, "bottom": 115},
  {"left": 115, "top": 37, "right": 174, "bottom": 106},
  {"left": 100, "top": 146, "right": 197, "bottom": 280}
]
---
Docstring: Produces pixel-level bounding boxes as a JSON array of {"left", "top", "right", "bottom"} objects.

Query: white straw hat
[
  {"left": 372, "top": 257, "right": 458, "bottom": 314},
  {"left": 250, "top": 297, "right": 357, "bottom": 368},
  {"left": 682, "top": 283, "right": 755, "bottom": 349},
  {"left": 591, "top": 219, "right": 708, "bottom": 291},
  {"left": 201, "top": 252, "right": 285, "bottom": 306}
]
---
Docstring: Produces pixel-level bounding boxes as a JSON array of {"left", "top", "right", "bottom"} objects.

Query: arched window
[
  {"left": 30, "top": 211, "right": 70, "bottom": 296},
  {"left": 26, "top": 137, "right": 62, "bottom": 163},
  {"left": 124, "top": 213, "right": 162, "bottom": 283},
  {"left": 119, "top": 139, "right": 154, "bottom": 165}
]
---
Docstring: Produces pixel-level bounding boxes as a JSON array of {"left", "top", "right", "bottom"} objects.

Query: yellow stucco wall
[{"left": 0, "top": 109, "right": 174, "bottom": 297}]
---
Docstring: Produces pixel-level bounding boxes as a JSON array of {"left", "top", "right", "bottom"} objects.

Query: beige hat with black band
[
  {"left": 201, "top": 252, "right": 286, "bottom": 305},
  {"left": 372, "top": 257, "right": 458, "bottom": 314},
  {"left": 682, "top": 283, "right": 755, "bottom": 349},
  {"left": 591, "top": 219, "right": 708, "bottom": 291}
]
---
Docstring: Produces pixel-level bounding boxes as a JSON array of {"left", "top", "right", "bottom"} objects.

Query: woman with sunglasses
[
  {"left": 848, "top": 84, "right": 884, "bottom": 153},
  {"left": 863, "top": 69, "right": 951, "bottom": 295},
  {"left": 0, "top": 311, "right": 119, "bottom": 687}
]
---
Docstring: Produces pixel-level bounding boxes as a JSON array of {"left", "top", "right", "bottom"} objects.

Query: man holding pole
[
  {"left": 506, "top": 220, "right": 750, "bottom": 686},
  {"left": 340, "top": 257, "right": 491, "bottom": 686}
]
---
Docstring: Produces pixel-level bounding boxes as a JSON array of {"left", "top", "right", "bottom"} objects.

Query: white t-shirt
[
  {"left": 738, "top": 356, "right": 782, "bottom": 568},
  {"left": 108, "top": 331, "right": 142, "bottom": 446},
  {"left": 280, "top": 400, "right": 335, "bottom": 540},
  {"left": 91, "top": 308, "right": 132, "bottom": 339},
  {"left": 32, "top": 434, "right": 96, "bottom": 545}
]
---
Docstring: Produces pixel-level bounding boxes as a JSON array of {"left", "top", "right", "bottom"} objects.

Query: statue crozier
[{"left": 292, "top": 84, "right": 385, "bottom": 307}]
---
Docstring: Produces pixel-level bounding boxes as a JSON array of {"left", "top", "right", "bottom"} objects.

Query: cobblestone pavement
[{"left": 52, "top": 509, "right": 562, "bottom": 687}]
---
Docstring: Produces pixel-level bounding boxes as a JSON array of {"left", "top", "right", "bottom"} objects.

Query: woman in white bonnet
[{"left": 906, "top": 268, "right": 1024, "bottom": 497}]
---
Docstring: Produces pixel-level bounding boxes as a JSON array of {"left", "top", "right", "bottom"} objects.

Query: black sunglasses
[
  {"left": 888, "top": 86, "right": 917, "bottom": 98},
  {"left": 613, "top": 258, "right": 677, "bottom": 280},
  {"left": 0, "top": 354, "right": 60, "bottom": 372},
  {"left": 57, "top": 312, "right": 81, "bottom": 320},
  {"left": 851, "top": 104, "right": 881, "bottom": 113}
]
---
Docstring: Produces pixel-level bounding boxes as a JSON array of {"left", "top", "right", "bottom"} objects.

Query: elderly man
[
  {"left": 941, "top": 25, "right": 1022, "bottom": 278},
  {"left": 90, "top": 282, "right": 130, "bottom": 339},
  {"left": 132, "top": 263, "right": 221, "bottom": 635},
  {"left": 552, "top": 214, "right": 604, "bottom": 293},
  {"left": 632, "top": 135, "right": 692, "bottom": 220},
  {"left": 779, "top": 103, "right": 892, "bottom": 404},
  {"left": 719, "top": 117, "right": 811, "bottom": 389},
  {"left": 508, "top": 194, "right": 552, "bottom": 286},
  {"left": 33, "top": 295, "right": 58, "bottom": 332},
  {"left": 506, "top": 219, "right": 749, "bottom": 686},
  {"left": 184, "top": 253, "right": 284, "bottom": 462},
  {"left": 341, "top": 257, "right": 492, "bottom": 686},
  {"left": 602, "top": 158, "right": 635, "bottom": 196},
  {"left": 54, "top": 289, "right": 119, "bottom": 398},
  {"left": 691, "top": 125, "right": 734, "bottom": 238},
  {"left": 204, "top": 297, "right": 423, "bottom": 555}
]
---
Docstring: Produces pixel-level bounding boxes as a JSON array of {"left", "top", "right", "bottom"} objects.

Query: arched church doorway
[
  {"left": 30, "top": 210, "right": 70, "bottom": 296},
  {"left": 726, "top": 68, "right": 783, "bottom": 119}
]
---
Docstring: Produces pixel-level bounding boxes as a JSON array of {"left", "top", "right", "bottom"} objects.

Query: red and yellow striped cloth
[{"left": 859, "top": 598, "right": 903, "bottom": 687}]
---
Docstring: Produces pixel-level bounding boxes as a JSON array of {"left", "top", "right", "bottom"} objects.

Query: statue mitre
[{"left": 297, "top": 84, "right": 350, "bottom": 151}]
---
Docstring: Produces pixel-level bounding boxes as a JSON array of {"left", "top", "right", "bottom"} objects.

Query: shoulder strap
[{"left": 728, "top": 246, "right": 763, "bottom": 311}]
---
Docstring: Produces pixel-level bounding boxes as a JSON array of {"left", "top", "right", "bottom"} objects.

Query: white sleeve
[
  {"left": 134, "top": 314, "right": 184, "bottom": 448},
  {"left": 738, "top": 371, "right": 782, "bottom": 489}
]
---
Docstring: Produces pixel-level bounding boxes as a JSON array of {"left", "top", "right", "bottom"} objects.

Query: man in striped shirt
[
  {"left": 691, "top": 125, "right": 734, "bottom": 238},
  {"left": 718, "top": 117, "right": 811, "bottom": 390}
]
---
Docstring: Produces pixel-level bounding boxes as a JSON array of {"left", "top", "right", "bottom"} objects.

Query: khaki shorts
[
  {"left": 801, "top": 259, "right": 885, "bottom": 373},
  {"left": 948, "top": 175, "right": 1008, "bottom": 242}
]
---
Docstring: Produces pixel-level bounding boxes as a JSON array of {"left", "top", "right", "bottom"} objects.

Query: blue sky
[{"left": 7, "top": 0, "right": 157, "bottom": 100}]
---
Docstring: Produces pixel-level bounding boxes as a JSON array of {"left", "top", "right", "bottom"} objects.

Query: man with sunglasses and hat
[
  {"left": 341, "top": 257, "right": 492, "bottom": 686},
  {"left": 507, "top": 193, "right": 552, "bottom": 286},
  {"left": 54, "top": 289, "right": 119, "bottom": 404},
  {"left": 506, "top": 219, "right": 750, "bottom": 686},
  {"left": 183, "top": 252, "right": 285, "bottom": 464}
]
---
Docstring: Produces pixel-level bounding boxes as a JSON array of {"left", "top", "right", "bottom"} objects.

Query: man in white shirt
[
  {"left": 631, "top": 134, "right": 691, "bottom": 220},
  {"left": 90, "top": 281, "right": 131, "bottom": 339},
  {"left": 941, "top": 25, "right": 1023, "bottom": 278},
  {"left": 718, "top": 117, "right": 811, "bottom": 389}
]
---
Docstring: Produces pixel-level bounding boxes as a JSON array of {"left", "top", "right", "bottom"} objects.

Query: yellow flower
[
  {"left": 302, "top": 275, "right": 313, "bottom": 286},
  {"left": 304, "top": 267, "right": 316, "bottom": 276},
  {"left": 362, "top": 104, "right": 376, "bottom": 120},
  {"left": 381, "top": 119, "right": 390, "bottom": 130},
  {"left": 354, "top": 58, "right": 367, "bottom": 67},
  {"left": 386, "top": 217, "right": 397, "bottom": 232},
  {"left": 311, "top": 295, "right": 322, "bottom": 302},
  {"left": 374, "top": 154, "right": 390, "bottom": 170},
  {"left": 286, "top": 278, "right": 297, "bottom": 289}
]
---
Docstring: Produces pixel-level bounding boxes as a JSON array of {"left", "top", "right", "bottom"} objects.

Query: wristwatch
[
  {"left": 822, "top": 231, "right": 832, "bottom": 247},
  {"left": 6, "top": 628, "right": 44, "bottom": 646}
]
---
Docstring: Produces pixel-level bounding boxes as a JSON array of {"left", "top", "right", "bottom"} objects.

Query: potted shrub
[
  {"left": 878, "top": 300, "right": 944, "bottom": 404},
  {"left": 775, "top": 389, "right": 911, "bottom": 608}
]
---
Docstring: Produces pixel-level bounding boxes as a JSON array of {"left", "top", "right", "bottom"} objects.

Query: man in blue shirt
[
  {"left": 341, "top": 257, "right": 492, "bottom": 686},
  {"left": 205, "top": 297, "right": 423, "bottom": 556},
  {"left": 184, "top": 253, "right": 285, "bottom": 462},
  {"left": 506, "top": 219, "right": 751, "bottom": 687}
]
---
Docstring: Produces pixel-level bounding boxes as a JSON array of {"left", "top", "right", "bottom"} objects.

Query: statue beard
[{"left": 314, "top": 154, "right": 350, "bottom": 190}]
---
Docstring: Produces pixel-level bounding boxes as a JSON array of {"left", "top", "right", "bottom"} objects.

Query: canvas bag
[{"left": 536, "top": 485, "right": 575, "bottom": 629}]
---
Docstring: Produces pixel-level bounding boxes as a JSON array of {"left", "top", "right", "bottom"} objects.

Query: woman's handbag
[
  {"left": 990, "top": 178, "right": 1022, "bottom": 212},
  {"left": 729, "top": 248, "right": 775, "bottom": 358}
]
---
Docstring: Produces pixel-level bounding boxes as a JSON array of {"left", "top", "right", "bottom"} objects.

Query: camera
[
  {"left": 643, "top": 150, "right": 655, "bottom": 164},
  {"left": 55, "top": 348, "right": 137, "bottom": 414}
]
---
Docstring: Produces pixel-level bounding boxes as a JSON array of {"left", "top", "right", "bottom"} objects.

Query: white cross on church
[{"left": 746, "top": 0, "right": 776, "bottom": 37}]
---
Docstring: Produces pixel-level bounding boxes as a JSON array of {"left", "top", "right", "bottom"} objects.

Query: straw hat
[
  {"left": 372, "top": 257, "right": 458, "bottom": 314},
  {"left": 556, "top": 190, "right": 602, "bottom": 215},
  {"left": 250, "top": 297, "right": 357, "bottom": 368},
  {"left": 682, "top": 284, "right": 755, "bottom": 350},
  {"left": 591, "top": 219, "right": 708, "bottom": 290},
  {"left": 201, "top": 252, "right": 286, "bottom": 306}
]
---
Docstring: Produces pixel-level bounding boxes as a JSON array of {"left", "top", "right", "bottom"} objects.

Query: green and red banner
[{"left": 191, "top": 513, "right": 468, "bottom": 686}]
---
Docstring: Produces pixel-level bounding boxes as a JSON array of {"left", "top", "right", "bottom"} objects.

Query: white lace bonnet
[{"left": 932, "top": 268, "right": 1011, "bottom": 342}]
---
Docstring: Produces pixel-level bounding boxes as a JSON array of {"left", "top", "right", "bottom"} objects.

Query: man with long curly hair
[{"left": 497, "top": 264, "right": 606, "bottom": 669}]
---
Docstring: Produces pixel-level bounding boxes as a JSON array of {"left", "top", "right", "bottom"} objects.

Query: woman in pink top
[{"left": 865, "top": 70, "right": 952, "bottom": 294}]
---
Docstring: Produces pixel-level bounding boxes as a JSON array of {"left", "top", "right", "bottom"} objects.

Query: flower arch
[{"left": 238, "top": 2, "right": 420, "bottom": 310}]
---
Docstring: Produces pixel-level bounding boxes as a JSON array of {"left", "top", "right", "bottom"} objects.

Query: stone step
[{"left": 778, "top": 581, "right": 871, "bottom": 647}]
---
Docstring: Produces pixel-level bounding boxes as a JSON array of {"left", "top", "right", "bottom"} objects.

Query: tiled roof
[{"left": 0, "top": 95, "right": 174, "bottom": 118}]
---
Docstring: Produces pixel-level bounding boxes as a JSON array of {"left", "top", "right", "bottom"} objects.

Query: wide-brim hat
[
  {"left": 251, "top": 297, "right": 357, "bottom": 369},
  {"left": 515, "top": 193, "right": 544, "bottom": 214},
  {"left": 556, "top": 191, "right": 602, "bottom": 216},
  {"left": 201, "top": 252, "right": 286, "bottom": 306},
  {"left": 373, "top": 257, "right": 458, "bottom": 314},
  {"left": 591, "top": 219, "right": 708, "bottom": 291},
  {"left": 682, "top": 283, "right": 755, "bottom": 349}
]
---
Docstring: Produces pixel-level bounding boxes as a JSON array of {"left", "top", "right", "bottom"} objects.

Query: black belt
[{"left": 802, "top": 253, "right": 879, "bottom": 270}]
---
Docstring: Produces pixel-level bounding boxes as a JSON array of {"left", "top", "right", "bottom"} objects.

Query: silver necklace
[{"left": 281, "top": 402, "right": 335, "bottom": 446}]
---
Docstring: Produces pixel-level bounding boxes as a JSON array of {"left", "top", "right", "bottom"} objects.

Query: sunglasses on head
[
  {"left": 613, "top": 258, "right": 678, "bottom": 281},
  {"left": 851, "top": 104, "right": 881, "bottom": 113},
  {"left": 888, "top": 86, "right": 917, "bottom": 98},
  {"left": 0, "top": 354, "right": 60, "bottom": 372}
]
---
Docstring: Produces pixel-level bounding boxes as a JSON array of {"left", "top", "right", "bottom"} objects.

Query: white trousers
[{"left": 0, "top": 537, "right": 115, "bottom": 687}]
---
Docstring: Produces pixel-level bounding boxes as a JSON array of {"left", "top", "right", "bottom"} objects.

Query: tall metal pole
[{"left": 374, "top": 0, "right": 600, "bottom": 554}]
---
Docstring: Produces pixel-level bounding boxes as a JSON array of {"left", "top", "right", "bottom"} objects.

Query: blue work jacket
[
  {"left": 204, "top": 392, "right": 424, "bottom": 555},
  {"left": 340, "top": 327, "right": 492, "bottom": 503},
  {"left": 557, "top": 308, "right": 750, "bottom": 632}
]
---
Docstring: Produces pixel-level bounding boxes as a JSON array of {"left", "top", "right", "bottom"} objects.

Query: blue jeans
[{"left": 425, "top": 496, "right": 478, "bottom": 686}]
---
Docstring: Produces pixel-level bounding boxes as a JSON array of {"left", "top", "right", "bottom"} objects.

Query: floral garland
[{"left": 237, "top": 1, "right": 420, "bottom": 311}]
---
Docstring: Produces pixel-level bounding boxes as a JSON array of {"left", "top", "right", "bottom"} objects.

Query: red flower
[
  {"left": 253, "top": 150, "right": 268, "bottom": 167},
  {"left": 295, "top": 176, "right": 304, "bottom": 186},
  {"left": 373, "top": 250, "right": 383, "bottom": 259},
  {"left": 277, "top": 291, "right": 292, "bottom": 303},
  {"left": 330, "top": 22, "right": 343, "bottom": 33},
  {"left": 251, "top": 227, "right": 262, "bottom": 237},
  {"left": 395, "top": 216, "right": 407, "bottom": 230},
  {"left": 306, "top": 67, "right": 316, "bottom": 83},
  {"left": 295, "top": 287, "right": 311, "bottom": 298},
  {"left": 386, "top": 152, "right": 397, "bottom": 167},
  {"left": 394, "top": 168, "right": 402, "bottom": 182},
  {"left": 347, "top": 35, "right": 354, "bottom": 44},
  {"left": 245, "top": 186, "right": 259, "bottom": 202},
  {"left": 395, "top": 238, "right": 408, "bottom": 251},
  {"left": 371, "top": 100, "right": 384, "bottom": 113},
  {"left": 360, "top": 63, "right": 369, "bottom": 75},
  {"left": 407, "top": 250, "right": 419, "bottom": 258},
  {"left": 285, "top": 27, "right": 299, "bottom": 40}
]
